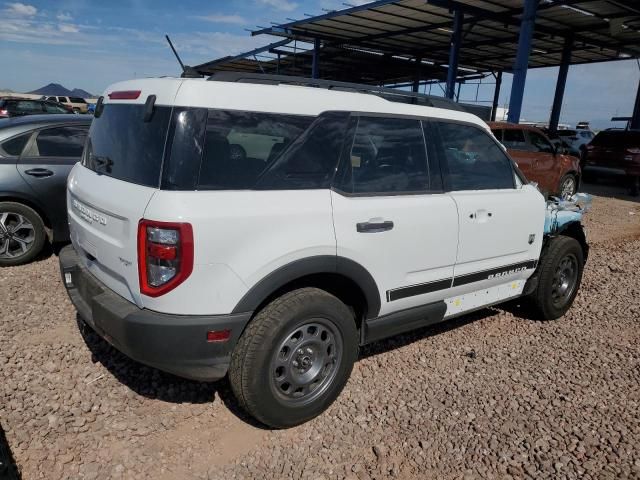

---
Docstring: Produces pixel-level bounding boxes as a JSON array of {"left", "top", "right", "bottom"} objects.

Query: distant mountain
[
  {"left": 70, "top": 88, "right": 94, "bottom": 98},
  {"left": 27, "top": 83, "right": 94, "bottom": 98}
]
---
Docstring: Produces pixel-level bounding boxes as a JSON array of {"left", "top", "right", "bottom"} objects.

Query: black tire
[
  {"left": 0, "top": 202, "right": 47, "bottom": 267},
  {"left": 229, "top": 287, "right": 358, "bottom": 428},
  {"left": 558, "top": 173, "right": 577, "bottom": 199},
  {"left": 529, "top": 236, "right": 584, "bottom": 320}
]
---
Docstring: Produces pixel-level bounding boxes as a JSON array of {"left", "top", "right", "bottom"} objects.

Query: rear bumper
[{"left": 58, "top": 244, "right": 252, "bottom": 381}]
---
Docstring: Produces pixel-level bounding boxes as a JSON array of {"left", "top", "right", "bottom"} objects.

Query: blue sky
[{"left": 1, "top": 0, "right": 638, "bottom": 129}]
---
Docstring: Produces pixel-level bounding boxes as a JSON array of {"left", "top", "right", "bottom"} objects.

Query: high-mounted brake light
[
  {"left": 138, "top": 220, "right": 193, "bottom": 297},
  {"left": 108, "top": 90, "right": 141, "bottom": 100}
]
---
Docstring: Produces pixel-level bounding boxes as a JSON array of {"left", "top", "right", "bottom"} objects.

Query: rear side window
[
  {"left": 436, "top": 122, "right": 514, "bottom": 191},
  {"left": 84, "top": 104, "right": 172, "bottom": 188},
  {"left": 69, "top": 97, "right": 86, "bottom": 103},
  {"left": 528, "top": 131, "right": 554, "bottom": 153},
  {"left": 13, "top": 101, "right": 43, "bottom": 114},
  {"left": 196, "top": 110, "right": 313, "bottom": 190},
  {"left": 501, "top": 129, "right": 527, "bottom": 150},
  {"left": 30, "top": 126, "right": 88, "bottom": 157},
  {"left": 591, "top": 131, "right": 640, "bottom": 147},
  {"left": 44, "top": 102, "right": 68, "bottom": 114},
  {"left": 256, "top": 112, "right": 350, "bottom": 190},
  {"left": 336, "top": 116, "right": 429, "bottom": 195},
  {"left": 1, "top": 133, "right": 31, "bottom": 156}
]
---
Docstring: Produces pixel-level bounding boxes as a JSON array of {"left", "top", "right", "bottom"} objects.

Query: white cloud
[
  {"left": 257, "top": 0, "right": 298, "bottom": 12},
  {"left": 56, "top": 12, "right": 73, "bottom": 21},
  {"left": 58, "top": 23, "right": 79, "bottom": 33},
  {"left": 193, "top": 14, "right": 247, "bottom": 25},
  {"left": 5, "top": 2, "right": 37, "bottom": 16}
]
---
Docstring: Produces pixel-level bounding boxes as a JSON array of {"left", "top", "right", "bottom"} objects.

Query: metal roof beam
[
  {"left": 251, "top": 0, "right": 396, "bottom": 36},
  {"left": 193, "top": 39, "right": 291, "bottom": 71}
]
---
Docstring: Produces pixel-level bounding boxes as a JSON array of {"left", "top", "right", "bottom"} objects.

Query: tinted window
[
  {"left": 32, "top": 126, "right": 88, "bottom": 157},
  {"left": 591, "top": 131, "right": 640, "bottom": 147},
  {"left": 501, "top": 129, "right": 527, "bottom": 150},
  {"left": 337, "top": 117, "right": 429, "bottom": 194},
  {"left": 528, "top": 131, "right": 554, "bottom": 153},
  {"left": 197, "top": 110, "right": 312, "bottom": 190},
  {"left": 256, "top": 112, "right": 349, "bottom": 190},
  {"left": 556, "top": 130, "right": 576, "bottom": 137},
  {"left": 437, "top": 122, "right": 514, "bottom": 191},
  {"left": 11, "top": 101, "right": 43, "bottom": 114},
  {"left": 84, "top": 104, "right": 172, "bottom": 187},
  {"left": 43, "top": 102, "right": 68, "bottom": 114},
  {"left": 1, "top": 133, "right": 31, "bottom": 156},
  {"left": 69, "top": 97, "right": 86, "bottom": 103}
]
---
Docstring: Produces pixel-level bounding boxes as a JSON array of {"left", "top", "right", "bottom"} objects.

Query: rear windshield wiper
[{"left": 92, "top": 155, "right": 114, "bottom": 171}]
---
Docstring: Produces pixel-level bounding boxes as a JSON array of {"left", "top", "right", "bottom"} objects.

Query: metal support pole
[
  {"left": 631, "top": 78, "right": 640, "bottom": 130},
  {"left": 456, "top": 81, "right": 462, "bottom": 102},
  {"left": 445, "top": 8, "right": 463, "bottom": 99},
  {"left": 549, "top": 35, "right": 573, "bottom": 132},
  {"left": 507, "top": 0, "right": 539, "bottom": 123},
  {"left": 276, "top": 53, "right": 281, "bottom": 75},
  {"left": 311, "top": 38, "right": 320, "bottom": 79},
  {"left": 491, "top": 71, "right": 502, "bottom": 121},
  {"left": 412, "top": 57, "right": 422, "bottom": 93}
]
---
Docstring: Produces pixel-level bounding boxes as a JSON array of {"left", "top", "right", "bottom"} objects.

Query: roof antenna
[{"left": 165, "top": 34, "right": 202, "bottom": 78}]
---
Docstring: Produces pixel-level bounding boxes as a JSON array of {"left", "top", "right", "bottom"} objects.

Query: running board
[{"left": 361, "top": 301, "right": 447, "bottom": 345}]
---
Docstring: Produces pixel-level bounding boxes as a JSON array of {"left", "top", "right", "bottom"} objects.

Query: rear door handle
[
  {"left": 356, "top": 220, "right": 394, "bottom": 233},
  {"left": 24, "top": 168, "right": 54, "bottom": 178}
]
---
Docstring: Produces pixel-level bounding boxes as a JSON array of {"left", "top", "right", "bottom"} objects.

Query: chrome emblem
[{"left": 72, "top": 199, "right": 107, "bottom": 226}]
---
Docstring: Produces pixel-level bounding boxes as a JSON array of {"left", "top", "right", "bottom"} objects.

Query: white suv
[{"left": 59, "top": 74, "right": 590, "bottom": 428}]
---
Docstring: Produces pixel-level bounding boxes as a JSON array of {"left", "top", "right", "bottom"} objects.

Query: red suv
[
  {"left": 489, "top": 122, "right": 581, "bottom": 198},
  {"left": 584, "top": 130, "right": 640, "bottom": 196}
]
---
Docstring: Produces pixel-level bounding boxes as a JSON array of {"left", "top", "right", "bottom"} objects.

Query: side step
[{"left": 361, "top": 301, "right": 447, "bottom": 345}]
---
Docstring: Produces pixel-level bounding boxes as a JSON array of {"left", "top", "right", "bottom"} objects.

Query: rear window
[
  {"left": 84, "top": 104, "right": 172, "bottom": 188},
  {"left": 591, "top": 131, "right": 640, "bottom": 147}
]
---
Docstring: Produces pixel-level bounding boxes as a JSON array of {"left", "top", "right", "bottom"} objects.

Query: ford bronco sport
[{"left": 59, "top": 74, "right": 589, "bottom": 428}]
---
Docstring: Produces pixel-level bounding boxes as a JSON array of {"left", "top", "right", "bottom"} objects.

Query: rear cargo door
[{"left": 67, "top": 79, "right": 182, "bottom": 307}]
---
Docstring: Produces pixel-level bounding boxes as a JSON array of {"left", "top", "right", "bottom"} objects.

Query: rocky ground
[{"left": 1, "top": 181, "right": 639, "bottom": 480}]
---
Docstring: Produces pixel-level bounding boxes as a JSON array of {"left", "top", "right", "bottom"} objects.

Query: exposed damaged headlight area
[{"left": 544, "top": 193, "right": 593, "bottom": 235}]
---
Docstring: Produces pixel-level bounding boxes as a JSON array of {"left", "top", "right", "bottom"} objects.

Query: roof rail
[{"left": 207, "top": 72, "right": 467, "bottom": 113}]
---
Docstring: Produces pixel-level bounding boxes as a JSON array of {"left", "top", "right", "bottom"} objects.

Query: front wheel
[
  {"left": 229, "top": 288, "right": 358, "bottom": 428},
  {"left": 559, "top": 174, "right": 577, "bottom": 199},
  {"left": 529, "top": 236, "right": 584, "bottom": 320}
]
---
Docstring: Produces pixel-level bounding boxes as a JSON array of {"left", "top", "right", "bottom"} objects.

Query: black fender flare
[{"left": 231, "top": 255, "right": 381, "bottom": 318}]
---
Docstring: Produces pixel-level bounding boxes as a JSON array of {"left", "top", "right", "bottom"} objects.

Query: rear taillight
[
  {"left": 627, "top": 148, "right": 640, "bottom": 155},
  {"left": 0, "top": 109, "right": 8, "bottom": 116},
  {"left": 137, "top": 220, "right": 193, "bottom": 297}
]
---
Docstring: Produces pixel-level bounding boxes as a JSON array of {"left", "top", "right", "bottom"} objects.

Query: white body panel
[
  {"left": 142, "top": 189, "right": 336, "bottom": 315},
  {"left": 449, "top": 184, "right": 545, "bottom": 295},
  {"left": 331, "top": 191, "right": 459, "bottom": 316},
  {"left": 67, "top": 164, "right": 156, "bottom": 307},
  {"left": 103, "top": 78, "right": 487, "bottom": 128},
  {"left": 444, "top": 280, "right": 525, "bottom": 318}
]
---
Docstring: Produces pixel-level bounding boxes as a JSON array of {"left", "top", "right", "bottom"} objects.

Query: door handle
[
  {"left": 469, "top": 211, "right": 492, "bottom": 221},
  {"left": 24, "top": 168, "right": 54, "bottom": 178},
  {"left": 356, "top": 220, "right": 394, "bottom": 233}
]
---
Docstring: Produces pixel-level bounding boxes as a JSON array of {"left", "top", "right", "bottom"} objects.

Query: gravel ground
[{"left": 1, "top": 184, "right": 639, "bottom": 480}]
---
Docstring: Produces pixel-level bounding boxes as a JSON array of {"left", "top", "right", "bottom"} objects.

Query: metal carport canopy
[{"left": 249, "top": 0, "right": 640, "bottom": 74}]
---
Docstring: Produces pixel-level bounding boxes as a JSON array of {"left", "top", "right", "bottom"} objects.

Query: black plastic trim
[
  {"left": 232, "top": 255, "right": 382, "bottom": 318},
  {"left": 386, "top": 260, "right": 538, "bottom": 302},
  {"left": 452, "top": 260, "right": 538, "bottom": 287},
  {"left": 387, "top": 278, "right": 453, "bottom": 302},
  {"left": 362, "top": 301, "right": 447, "bottom": 344}
]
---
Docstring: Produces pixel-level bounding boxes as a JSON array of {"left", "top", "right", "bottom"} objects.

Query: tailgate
[{"left": 68, "top": 164, "right": 155, "bottom": 307}]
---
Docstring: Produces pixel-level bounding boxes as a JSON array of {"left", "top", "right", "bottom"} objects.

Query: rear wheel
[
  {"left": 0, "top": 202, "right": 46, "bottom": 267},
  {"left": 529, "top": 236, "right": 584, "bottom": 320},
  {"left": 559, "top": 174, "right": 577, "bottom": 199},
  {"left": 229, "top": 288, "right": 358, "bottom": 428}
]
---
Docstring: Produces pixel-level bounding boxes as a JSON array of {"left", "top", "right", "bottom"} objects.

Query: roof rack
[{"left": 207, "top": 72, "right": 467, "bottom": 113}]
